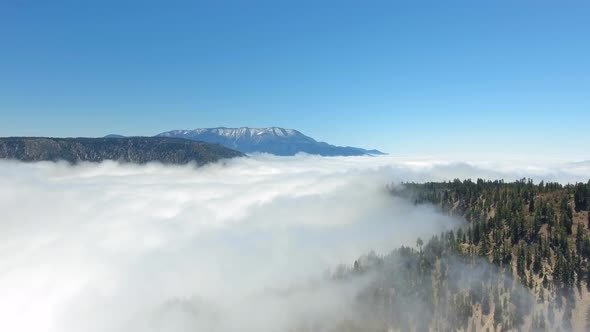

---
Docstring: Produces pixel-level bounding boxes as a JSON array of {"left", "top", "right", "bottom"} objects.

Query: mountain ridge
[
  {"left": 0, "top": 137, "right": 243, "bottom": 164},
  {"left": 156, "top": 127, "right": 385, "bottom": 156}
]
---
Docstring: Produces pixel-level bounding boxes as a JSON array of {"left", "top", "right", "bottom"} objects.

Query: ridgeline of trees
[
  {"left": 0, "top": 137, "right": 244, "bottom": 164},
  {"left": 399, "top": 179, "right": 590, "bottom": 292},
  {"left": 325, "top": 179, "right": 590, "bottom": 332}
]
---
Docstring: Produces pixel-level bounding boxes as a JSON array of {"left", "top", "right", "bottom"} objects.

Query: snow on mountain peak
[
  {"left": 196, "top": 127, "right": 301, "bottom": 138},
  {"left": 156, "top": 127, "right": 385, "bottom": 156}
]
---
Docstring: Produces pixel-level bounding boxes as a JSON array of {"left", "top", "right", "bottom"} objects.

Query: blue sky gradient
[{"left": 1, "top": 1, "right": 589, "bottom": 158}]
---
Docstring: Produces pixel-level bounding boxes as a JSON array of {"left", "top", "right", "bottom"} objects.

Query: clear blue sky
[{"left": 1, "top": 1, "right": 589, "bottom": 158}]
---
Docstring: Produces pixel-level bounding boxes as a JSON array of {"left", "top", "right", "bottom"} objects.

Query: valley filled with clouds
[{"left": 0, "top": 155, "right": 587, "bottom": 332}]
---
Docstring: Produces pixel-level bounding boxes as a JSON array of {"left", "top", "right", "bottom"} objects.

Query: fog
[{"left": 0, "top": 155, "right": 587, "bottom": 332}]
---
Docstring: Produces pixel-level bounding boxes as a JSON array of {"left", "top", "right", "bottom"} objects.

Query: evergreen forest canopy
[
  {"left": 0, "top": 137, "right": 243, "bottom": 164},
  {"left": 327, "top": 179, "right": 590, "bottom": 332}
]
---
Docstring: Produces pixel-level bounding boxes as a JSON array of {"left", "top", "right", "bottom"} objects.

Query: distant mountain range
[
  {"left": 0, "top": 137, "right": 243, "bottom": 164},
  {"left": 156, "top": 127, "right": 385, "bottom": 156}
]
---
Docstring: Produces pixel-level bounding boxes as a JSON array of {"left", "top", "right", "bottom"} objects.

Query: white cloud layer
[{"left": 0, "top": 155, "right": 587, "bottom": 332}]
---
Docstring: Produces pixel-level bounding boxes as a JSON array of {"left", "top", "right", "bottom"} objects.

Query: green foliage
[
  {"left": 0, "top": 137, "right": 243, "bottom": 164},
  {"left": 320, "top": 179, "right": 590, "bottom": 332},
  {"left": 575, "top": 182, "right": 590, "bottom": 212},
  {"left": 372, "top": 178, "right": 590, "bottom": 331}
]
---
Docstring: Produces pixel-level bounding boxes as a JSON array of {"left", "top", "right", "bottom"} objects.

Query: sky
[{"left": 1, "top": 0, "right": 589, "bottom": 158}]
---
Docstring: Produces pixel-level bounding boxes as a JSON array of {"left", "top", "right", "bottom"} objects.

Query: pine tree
[{"left": 575, "top": 182, "right": 589, "bottom": 212}]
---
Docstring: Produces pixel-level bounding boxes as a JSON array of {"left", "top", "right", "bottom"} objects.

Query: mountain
[
  {"left": 156, "top": 127, "right": 385, "bottom": 156},
  {"left": 0, "top": 137, "right": 243, "bottom": 164}
]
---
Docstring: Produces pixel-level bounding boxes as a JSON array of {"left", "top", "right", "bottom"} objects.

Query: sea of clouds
[{"left": 0, "top": 154, "right": 588, "bottom": 332}]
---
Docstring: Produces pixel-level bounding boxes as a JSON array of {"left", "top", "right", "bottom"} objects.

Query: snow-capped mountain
[{"left": 156, "top": 127, "right": 385, "bottom": 156}]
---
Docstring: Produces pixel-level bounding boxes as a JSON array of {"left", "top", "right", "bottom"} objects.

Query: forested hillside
[
  {"left": 327, "top": 179, "right": 590, "bottom": 332},
  {"left": 0, "top": 137, "right": 243, "bottom": 164}
]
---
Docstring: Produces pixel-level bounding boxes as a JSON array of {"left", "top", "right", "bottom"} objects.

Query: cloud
[{"left": 0, "top": 155, "right": 586, "bottom": 332}]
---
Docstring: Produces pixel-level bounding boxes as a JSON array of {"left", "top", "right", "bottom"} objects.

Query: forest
[{"left": 326, "top": 179, "right": 590, "bottom": 331}]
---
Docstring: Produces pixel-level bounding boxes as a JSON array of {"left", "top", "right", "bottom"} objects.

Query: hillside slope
[
  {"left": 388, "top": 179, "right": 590, "bottom": 331},
  {"left": 0, "top": 137, "right": 243, "bottom": 164},
  {"left": 317, "top": 179, "right": 590, "bottom": 331}
]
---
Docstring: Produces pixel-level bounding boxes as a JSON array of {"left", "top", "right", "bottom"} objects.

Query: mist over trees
[
  {"left": 327, "top": 178, "right": 590, "bottom": 331},
  {"left": 2, "top": 158, "right": 589, "bottom": 332}
]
